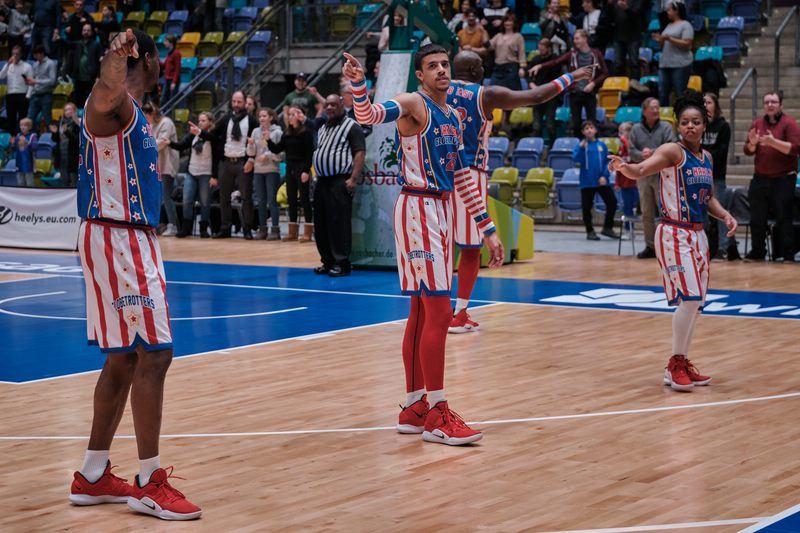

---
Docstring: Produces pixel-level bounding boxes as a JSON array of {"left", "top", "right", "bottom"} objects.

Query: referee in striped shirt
[{"left": 312, "top": 94, "right": 366, "bottom": 277}]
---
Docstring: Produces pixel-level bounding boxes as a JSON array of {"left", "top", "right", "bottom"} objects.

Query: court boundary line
[
  {"left": 737, "top": 502, "right": 800, "bottom": 532},
  {"left": 531, "top": 516, "right": 766, "bottom": 533},
  {"left": 2, "top": 390, "right": 799, "bottom": 440}
]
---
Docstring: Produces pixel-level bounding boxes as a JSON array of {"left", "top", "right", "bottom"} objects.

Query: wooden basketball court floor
[{"left": 1, "top": 238, "right": 799, "bottom": 532}]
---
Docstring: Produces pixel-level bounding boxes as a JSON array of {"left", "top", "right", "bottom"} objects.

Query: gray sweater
[{"left": 629, "top": 119, "right": 675, "bottom": 180}]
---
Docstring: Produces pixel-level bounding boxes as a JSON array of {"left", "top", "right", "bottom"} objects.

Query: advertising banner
[{"left": 0, "top": 187, "right": 80, "bottom": 251}]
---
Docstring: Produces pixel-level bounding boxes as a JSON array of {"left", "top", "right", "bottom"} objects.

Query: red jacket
[
  {"left": 162, "top": 49, "right": 181, "bottom": 83},
  {"left": 615, "top": 135, "right": 637, "bottom": 189},
  {"left": 536, "top": 47, "right": 608, "bottom": 93},
  {"left": 743, "top": 113, "right": 800, "bottom": 178}
]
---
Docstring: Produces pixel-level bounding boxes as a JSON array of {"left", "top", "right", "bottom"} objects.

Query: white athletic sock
[
  {"left": 672, "top": 300, "right": 702, "bottom": 355},
  {"left": 406, "top": 388, "right": 426, "bottom": 407},
  {"left": 138, "top": 455, "right": 161, "bottom": 487},
  {"left": 454, "top": 298, "right": 469, "bottom": 315},
  {"left": 427, "top": 389, "right": 446, "bottom": 408},
  {"left": 80, "top": 449, "right": 109, "bottom": 483}
]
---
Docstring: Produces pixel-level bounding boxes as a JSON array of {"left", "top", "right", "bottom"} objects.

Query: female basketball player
[{"left": 608, "top": 90, "right": 738, "bottom": 392}]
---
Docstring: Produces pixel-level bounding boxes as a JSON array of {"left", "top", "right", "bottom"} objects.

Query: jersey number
[{"left": 445, "top": 152, "right": 458, "bottom": 172}]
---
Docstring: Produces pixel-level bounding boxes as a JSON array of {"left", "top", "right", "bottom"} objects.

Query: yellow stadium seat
[
  {"left": 521, "top": 167, "right": 554, "bottom": 211},
  {"left": 600, "top": 137, "right": 621, "bottom": 155},
  {"left": 598, "top": 77, "right": 630, "bottom": 119},
  {"left": 509, "top": 107, "right": 534, "bottom": 128},
  {"left": 53, "top": 82, "right": 73, "bottom": 110},
  {"left": 660, "top": 106, "right": 676, "bottom": 130},
  {"left": 277, "top": 182, "right": 288, "bottom": 208},
  {"left": 144, "top": 11, "right": 169, "bottom": 38},
  {"left": 489, "top": 167, "right": 519, "bottom": 205},
  {"left": 52, "top": 108, "right": 64, "bottom": 121},
  {"left": 122, "top": 11, "right": 146, "bottom": 31},
  {"left": 34, "top": 159, "right": 53, "bottom": 177},
  {"left": 177, "top": 32, "right": 201, "bottom": 58},
  {"left": 61, "top": 0, "right": 75, "bottom": 14},
  {"left": 224, "top": 32, "right": 247, "bottom": 56},
  {"left": 492, "top": 107, "right": 502, "bottom": 128},
  {"left": 687, "top": 75, "right": 702, "bottom": 92},
  {"left": 90, "top": 12, "right": 102, "bottom": 23}
]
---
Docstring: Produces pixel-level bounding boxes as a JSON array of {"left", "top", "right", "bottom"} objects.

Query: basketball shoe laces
[
  {"left": 683, "top": 358, "right": 705, "bottom": 380},
  {"left": 442, "top": 406, "right": 470, "bottom": 430},
  {"left": 668, "top": 357, "right": 691, "bottom": 380},
  {"left": 148, "top": 467, "right": 188, "bottom": 504},
  {"left": 105, "top": 465, "right": 129, "bottom": 488}
]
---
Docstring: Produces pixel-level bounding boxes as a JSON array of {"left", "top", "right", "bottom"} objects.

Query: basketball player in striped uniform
[
  {"left": 447, "top": 51, "right": 595, "bottom": 333},
  {"left": 608, "top": 90, "right": 737, "bottom": 392},
  {"left": 68, "top": 29, "right": 201, "bottom": 519},
  {"left": 343, "top": 45, "right": 504, "bottom": 445}
]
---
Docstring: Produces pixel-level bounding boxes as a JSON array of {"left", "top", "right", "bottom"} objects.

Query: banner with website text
[{"left": 0, "top": 187, "right": 80, "bottom": 251}]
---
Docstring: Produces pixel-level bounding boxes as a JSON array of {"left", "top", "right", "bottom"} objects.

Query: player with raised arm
[
  {"left": 343, "top": 46, "right": 503, "bottom": 445},
  {"left": 608, "top": 90, "right": 737, "bottom": 392},
  {"left": 69, "top": 29, "right": 201, "bottom": 520},
  {"left": 447, "top": 50, "right": 595, "bottom": 332}
]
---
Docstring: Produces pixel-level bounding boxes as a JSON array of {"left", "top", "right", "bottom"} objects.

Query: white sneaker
[{"left": 162, "top": 224, "right": 178, "bottom": 237}]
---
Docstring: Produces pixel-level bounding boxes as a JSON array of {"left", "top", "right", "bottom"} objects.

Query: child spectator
[
  {"left": 572, "top": 120, "right": 618, "bottom": 240},
  {"left": 615, "top": 121, "right": 638, "bottom": 240},
  {"left": 13, "top": 118, "right": 38, "bottom": 187}
]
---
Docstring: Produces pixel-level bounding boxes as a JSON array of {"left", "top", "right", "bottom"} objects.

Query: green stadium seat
[
  {"left": 144, "top": 11, "right": 169, "bottom": 37},
  {"left": 489, "top": 167, "right": 519, "bottom": 205},
  {"left": 521, "top": 167, "right": 554, "bottom": 210},
  {"left": 197, "top": 32, "right": 224, "bottom": 59}
]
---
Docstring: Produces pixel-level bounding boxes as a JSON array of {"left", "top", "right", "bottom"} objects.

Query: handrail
[
  {"left": 162, "top": 0, "right": 287, "bottom": 115},
  {"left": 773, "top": 5, "right": 800, "bottom": 91},
  {"left": 729, "top": 67, "right": 757, "bottom": 165}
]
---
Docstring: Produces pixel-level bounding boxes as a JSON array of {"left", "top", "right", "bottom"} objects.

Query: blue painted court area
[{"left": 2, "top": 251, "right": 799, "bottom": 383}]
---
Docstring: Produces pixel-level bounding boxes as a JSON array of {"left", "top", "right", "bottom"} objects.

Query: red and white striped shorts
[
  {"left": 394, "top": 189, "right": 453, "bottom": 296},
  {"left": 453, "top": 167, "right": 488, "bottom": 248},
  {"left": 655, "top": 222, "right": 709, "bottom": 307},
  {"left": 78, "top": 220, "right": 172, "bottom": 352}
]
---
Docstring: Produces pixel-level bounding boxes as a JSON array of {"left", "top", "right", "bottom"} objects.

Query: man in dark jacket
[
  {"left": 32, "top": 0, "right": 59, "bottom": 58},
  {"left": 62, "top": 23, "right": 102, "bottom": 108},
  {"left": 613, "top": 0, "right": 642, "bottom": 79},
  {"left": 528, "top": 38, "right": 563, "bottom": 144}
]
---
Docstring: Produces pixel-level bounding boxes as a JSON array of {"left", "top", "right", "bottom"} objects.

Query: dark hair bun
[{"left": 674, "top": 90, "right": 706, "bottom": 124}]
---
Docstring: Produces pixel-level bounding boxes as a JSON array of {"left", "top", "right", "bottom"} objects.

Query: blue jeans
[
  {"left": 254, "top": 172, "right": 281, "bottom": 228},
  {"left": 162, "top": 174, "right": 178, "bottom": 225},
  {"left": 28, "top": 93, "right": 53, "bottom": 128},
  {"left": 182, "top": 173, "right": 211, "bottom": 223},
  {"left": 659, "top": 65, "right": 692, "bottom": 106}
]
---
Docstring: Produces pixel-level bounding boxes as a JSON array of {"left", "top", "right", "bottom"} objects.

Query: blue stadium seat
[
  {"left": 180, "top": 57, "right": 198, "bottom": 85},
  {"left": 357, "top": 4, "right": 382, "bottom": 32},
  {"left": 690, "top": 14, "right": 707, "bottom": 32},
  {"left": 556, "top": 169, "right": 582, "bottom": 212},
  {"left": 717, "top": 16, "right": 745, "bottom": 31},
  {"left": 36, "top": 133, "right": 55, "bottom": 160},
  {"left": 511, "top": 137, "right": 544, "bottom": 175},
  {"left": 702, "top": 0, "right": 730, "bottom": 29},
  {"left": 0, "top": 159, "right": 17, "bottom": 186},
  {"left": 695, "top": 46, "right": 724, "bottom": 62},
  {"left": 220, "top": 57, "right": 248, "bottom": 89},
  {"left": 713, "top": 17, "right": 744, "bottom": 59},
  {"left": 639, "top": 47, "right": 653, "bottom": 65},
  {"left": 195, "top": 56, "right": 220, "bottom": 82},
  {"left": 521, "top": 23, "right": 542, "bottom": 54},
  {"left": 730, "top": 0, "right": 761, "bottom": 25},
  {"left": 245, "top": 31, "right": 272, "bottom": 65},
  {"left": 548, "top": 137, "right": 579, "bottom": 179},
  {"left": 164, "top": 10, "right": 189, "bottom": 37},
  {"left": 614, "top": 106, "right": 642, "bottom": 124},
  {"left": 487, "top": 136, "right": 510, "bottom": 171},
  {"left": 232, "top": 7, "right": 258, "bottom": 32}
]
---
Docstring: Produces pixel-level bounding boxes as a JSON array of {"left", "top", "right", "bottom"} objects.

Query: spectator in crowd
[
  {"left": 7, "top": 0, "right": 31, "bottom": 52},
  {"left": 488, "top": 14, "right": 526, "bottom": 90},
  {"left": 160, "top": 34, "right": 180, "bottom": 105},
  {"left": 629, "top": 96, "right": 675, "bottom": 258},
  {"left": 652, "top": 1, "right": 693, "bottom": 106},
  {"left": 62, "top": 23, "right": 102, "bottom": 108},
  {"left": 96, "top": 4, "right": 120, "bottom": 49},
  {"left": 484, "top": 0, "right": 511, "bottom": 38},
  {"left": 743, "top": 91, "right": 800, "bottom": 262},
  {"left": 28, "top": 45, "right": 57, "bottom": 131},
  {"left": 367, "top": 11, "right": 405, "bottom": 53},
  {"left": 448, "top": 0, "right": 481, "bottom": 33},
  {"left": 457, "top": 9, "right": 490, "bottom": 60},
  {"left": 613, "top": 0, "right": 642, "bottom": 80},
  {"left": 213, "top": 0, "right": 226, "bottom": 33},
  {"left": 13, "top": 118, "right": 37, "bottom": 187},
  {"left": 540, "top": 0, "right": 570, "bottom": 55},
  {"left": 528, "top": 38, "right": 561, "bottom": 144},
  {"left": 595, "top": 0, "right": 616, "bottom": 52},
  {"left": 572, "top": 120, "right": 618, "bottom": 240},
  {"left": 701, "top": 92, "right": 736, "bottom": 260},
  {"left": 171, "top": 111, "right": 220, "bottom": 239},
  {"left": 531, "top": 29, "right": 608, "bottom": 137},
  {"left": 246, "top": 95, "right": 258, "bottom": 117},
  {"left": 279, "top": 72, "right": 324, "bottom": 119},
  {"left": 144, "top": 102, "right": 180, "bottom": 237},
  {"left": 0, "top": 45, "right": 33, "bottom": 135},
  {"left": 64, "top": 0, "right": 93, "bottom": 42},
  {"left": 615, "top": 121, "right": 638, "bottom": 240},
  {"left": 311, "top": 94, "right": 366, "bottom": 277},
  {"left": 268, "top": 106, "right": 315, "bottom": 243},
  {"left": 578, "top": 0, "right": 602, "bottom": 47},
  {"left": 248, "top": 107, "right": 284, "bottom": 241},
  {"left": 32, "top": 0, "right": 59, "bottom": 58},
  {"left": 53, "top": 102, "right": 80, "bottom": 187},
  {"left": 195, "top": 90, "right": 257, "bottom": 239},
  {"left": 339, "top": 83, "right": 372, "bottom": 137}
]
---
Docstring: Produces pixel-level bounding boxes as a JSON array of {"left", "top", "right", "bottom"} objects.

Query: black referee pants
[{"left": 314, "top": 175, "right": 353, "bottom": 271}]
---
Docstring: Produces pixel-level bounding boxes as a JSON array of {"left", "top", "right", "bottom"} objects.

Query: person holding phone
[{"left": 0, "top": 45, "right": 33, "bottom": 135}]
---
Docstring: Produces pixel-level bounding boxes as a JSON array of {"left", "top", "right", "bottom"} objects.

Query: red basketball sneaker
[
  {"left": 685, "top": 358, "right": 711, "bottom": 386},
  {"left": 448, "top": 309, "right": 479, "bottom": 334},
  {"left": 69, "top": 461, "right": 132, "bottom": 505},
  {"left": 422, "top": 401, "right": 482, "bottom": 445},
  {"left": 663, "top": 355, "right": 694, "bottom": 391},
  {"left": 127, "top": 467, "right": 202, "bottom": 521},
  {"left": 397, "top": 395, "right": 429, "bottom": 434}
]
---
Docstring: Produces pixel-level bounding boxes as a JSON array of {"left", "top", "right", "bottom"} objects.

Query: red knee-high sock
[
  {"left": 456, "top": 248, "right": 481, "bottom": 302},
  {"left": 418, "top": 294, "right": 452, "bottom": 392},
  {"left": 402, "top": 296, "right": 426, "bottom": 393}
]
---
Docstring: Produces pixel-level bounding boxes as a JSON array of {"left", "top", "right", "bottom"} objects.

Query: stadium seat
[
  {"left": 53, "top": 82, "right": 73, "bottom": 110},
  {"left": 230, "top": 0, "right": 247, "bottom": 8},
  {"left": 34, "top": 159, "right": 53, "bottom": 178},
  {"left": 357, "top": 3, "right": 383, "bottom": 32},
  {"left": 90, "top": 12, "right": 102, "bottom": 23},
  {"left": 0, "top": 132, "right": 11, "bottom": 152},
  {"left": 180, "top": 57, "right": 198, "bottom": 85},
  {"left": 702, "top": 0, "right": 730, "bottom": 29},
  {"left": 121, "top": 11, "right": 145, "bottom": 30},
  {"left": 509, "top": 107, "right": 534, "bottom": 129},
  {"left": 645, "top": 18, "right": 662, "bottom": 50},
  {"left": 556, "top": 168, "right": 582, "bottom": 212},
  {"left": 190, "top": 91, "right": 214, "bottom": 114},
  {"left": 220, "top": 56, "right": 248, "bottom": 89},
  {"left": 0, "top": 159, "right": 16, "bottom": 185},
  {"left": 232, "top": 7, "right": 258, "bottom": 32},
  {"left": 156, "top": 33, "right": 169, "bottom": 59},
  {"left": 614, "top": 106, "right": 641, "bottom": 124},
  {"left": 639, "top": 47, "right": 653, "bottom": 65},
  {"left": 511, "top": 137, "right": 543, "bottom": 175},
  {"left": 176, "top": 32, "right": 201, "bottom": 58},
  {"left": 173, "top": 108, "right": 189, "bottom": 138},
  {"left": 194, "top": 56, "right": 220, "bottom": 84},
  {"left": 331, "top": 6, "right": 356, "bottom": 40},
  {"left": 713, "top": 17, "right": 745, "bottom": 59},
  {"left": 521, "top": 167, "right": 554, "bottom": 210},
  {"left": 548, "top": 137, "right": 579, "bottom": 180},
  {"left": 492, "top": 108, "right": 502, "bottom": 128},
  {"left": 695, "top": 46, "right": 724, "bottom": 62},
  {"left": 224, "top": 32, "right": 247, "bottom": 57},
  {"left": 660, "top": 106, "right": 676, "bottom": 129},
  {"left": 600, "top": 137, "right": 621, "bottom": 155},
  {"left": 488, "top": 167, "right": 519, "bottom": 205},
  {"left": 487, "top": 136, "right": 511, "bottom": 171},
  {"left": 687, "top": 75, "right": 703, "bottom": 92},
  {"left": 640, "top": 75, "right": 659, "bottom": 86},
  {"left": 144, "top": 11, "right": 169, "bottom": 37},
  {"left": 164, "top": 10, "right": 189, "bottom": 37},
  {"left": 197, "top": 32, "right": 224, "bottom": 59},
  {"left": 245, "top": 31, "right": 272, "bottom": 65},
  {"left": 252, "top": 0, "right": 270, "bottom": 8},
  {"left": 598, "top": 77, "right": 630, "bottom": 118},
  {"left": 521, "top": 23, "right": 542, "bottom": 54},
  {"left": 730, "top": 0, "right": 761, "bottom": 25},
  {"left": 36, "top": 133, "right": 55, "bottom": 159}
]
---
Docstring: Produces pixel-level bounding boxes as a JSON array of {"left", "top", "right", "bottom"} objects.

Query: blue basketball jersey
[
  {"left": 396, "top": 92, "right": 465, "bottom": 192},
  {"left": 447, "top": 80, "right": 490, "bottom": 170},
  {"left": 659, "top": 143, "right": 714, "bottom": 223},
  {"left": 77, "top": 96, "right": 161, "bottom": 227}
]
